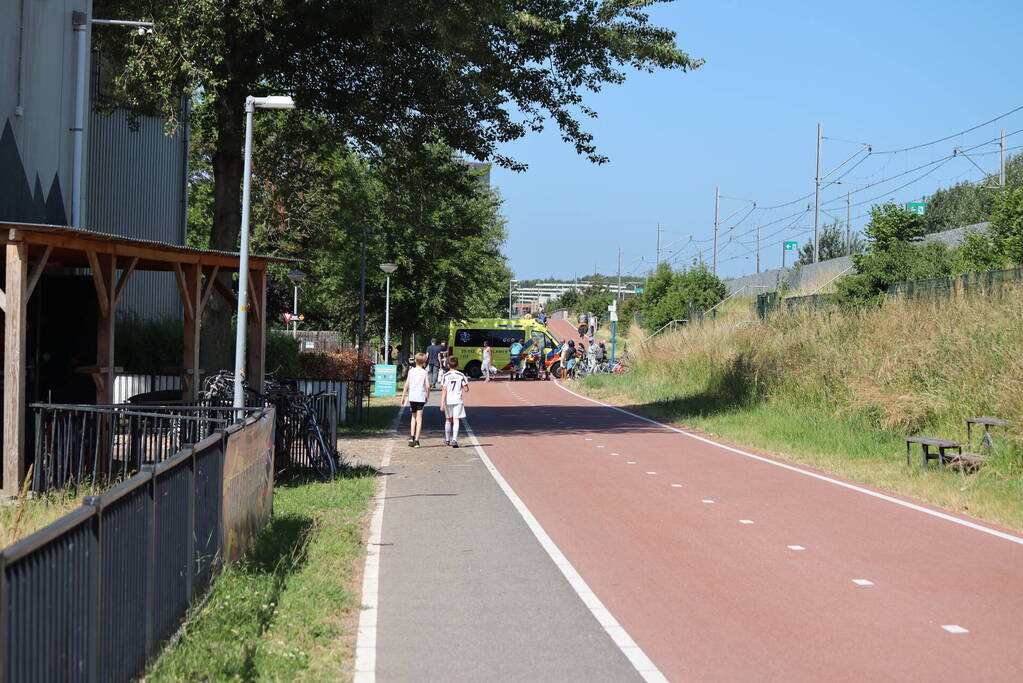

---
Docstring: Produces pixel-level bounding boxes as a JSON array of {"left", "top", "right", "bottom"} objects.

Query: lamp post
[
  {"left": 233, "top": 95, "right": 296, "bottom": 408},
  {"left": 508, "top": 278, "right": 518, "bottom": 318},
  {"left": 286, "top": 269, "right": 306, "bottom": 337},
  {"left": 379, "top": 263, "right": 398, "bottom": 364}
]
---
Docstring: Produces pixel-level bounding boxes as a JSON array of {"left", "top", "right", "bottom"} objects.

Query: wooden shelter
[{"left": 0, "top": 222, "right": 293, "bottom": 496}]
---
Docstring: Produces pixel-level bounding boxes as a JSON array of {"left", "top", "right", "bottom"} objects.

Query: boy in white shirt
[
  {"left": 439, "top": 355, "right": 469, "bottom": 448},
  {"left": 400, "top": 352, "right": 430, "bottom": 448}
]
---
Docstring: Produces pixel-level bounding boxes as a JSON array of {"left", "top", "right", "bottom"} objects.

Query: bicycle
[{"left": 297, "top": 392, "right": 340, "bottom": 480}]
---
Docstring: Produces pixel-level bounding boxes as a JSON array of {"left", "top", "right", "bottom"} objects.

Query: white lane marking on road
[
  {"left": 852, "top": 579, "right": 874, "bottom": 586},
  {"left": 627, "top": 461, "right": 637, "bottom": 464},
  {"left": 585, "top": 438, "right": 593, "bottom": 441},
  {"left": 596, "top": 445, "right": 605, "bottom": 448},
  {"left": 702, "top": 499, "right": 715, "bottom": 504},
  {"left": 612, "top": 452, "right": 620, "bottom": 456},
  {"left": 739, "top": 519, "right": 754, "bottom": 524},
  {"left": 646, "top": 472, "right": 657, "bottom": 475},
  {"left": 553, "top": 380, "right": 1023, "bottom": 547},
  {"left": 671, "top": 484, "right": 683, "bottom": 488},
  {"left": 787, "top": 545, "right": 806, "bottom": 550},
  {"left": 462, "top": 421, "right": 668, "bottom": 682},
  {"left": 941, "top": 625, "right": 969, "bottom": 633},
  {"left": 353, "top": 413, "right": 398, "bottom": 683}
]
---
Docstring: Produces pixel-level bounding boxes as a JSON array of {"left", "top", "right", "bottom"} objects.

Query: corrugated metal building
[{"left": 1, "top": 0, "right": 186, "bottom": 318}]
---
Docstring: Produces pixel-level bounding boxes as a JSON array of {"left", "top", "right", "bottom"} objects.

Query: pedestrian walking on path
[
  {"left": 426, "top": 338, "right": 444, "bottom": 388},
  {"left": 440, "top": 355, "right": 469, "bottom": 448},
  {"left": 482, "top": 340, "right": 493, "bottom": 382},
  {"left": 400, "top": 352, "right": 430, "bottom": 448}
]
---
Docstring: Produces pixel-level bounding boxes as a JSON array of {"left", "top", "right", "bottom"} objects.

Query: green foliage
[
  {"left": 863, "top": 202, "right": 926, "bottom": 250},
  {"left": 266, "top": 332, "right": 301, "bottom": 378},
  {"left": 795, "top": 220, "right": 864, "bottom": 266},
  {"left": 922, "top": 152, "right": 1023, "bottom": 234},
  {"left": 640, "top": 263, "right": 726, "bottom": 331},
  {"left": 114, "top": 315, "right": 184, "bottom": 374},
  {"left": 988, "top": 186, "right": 1023, "bottom": 265},
  {"left": 548, "top": 289, "right": 581, "bottom": 312},
  {"left": 835, "top": 242, "right": 954, "bottom": 307},
  {"left": 952, "top": 229, "right": 1007, "bottom": 275}
]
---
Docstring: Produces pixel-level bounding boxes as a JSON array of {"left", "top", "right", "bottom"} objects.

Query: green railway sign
[
  {"left": 784, "top": 241, "right": 798, "bottom": 251},
  {"left": 906, "top": 202, "right": 926, "bottom": 215}
]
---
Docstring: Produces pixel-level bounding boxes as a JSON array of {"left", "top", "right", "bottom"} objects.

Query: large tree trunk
[{"left": 200, "top": 90, "right": 245, "bottom": 374}]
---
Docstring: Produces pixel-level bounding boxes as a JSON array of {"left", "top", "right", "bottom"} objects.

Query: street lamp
[
  {"left": 379, "top": 263, "right": 398, "bottom": 364},
  {"left": 508, "top": 278, "right": 518, "bottom": 318},
  {"left": 286, "top": 269, "right": 306, "bottom": 337},
  {"left": 233, "top": 95, "right": 296, "bottom": 408}
]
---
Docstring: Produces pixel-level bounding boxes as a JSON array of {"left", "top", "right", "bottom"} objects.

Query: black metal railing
[
  {"left": 1, "top": 431, "right": 227, "bottom": 681},
  {"left": 29, "top": 404, "right": 249, "bottom": 493}
]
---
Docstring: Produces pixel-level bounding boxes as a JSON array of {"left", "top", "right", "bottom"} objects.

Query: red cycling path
[{"left": 464, "top": 319, "right": 1023, "bottom": 680}]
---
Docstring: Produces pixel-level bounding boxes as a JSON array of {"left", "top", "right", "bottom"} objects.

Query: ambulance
[{"left": 447, "top": 317, "right": 562, "bottom": 379}]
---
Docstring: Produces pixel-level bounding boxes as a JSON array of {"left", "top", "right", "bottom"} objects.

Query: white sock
[
  {"left": 452, "top": 418, "right": 461, "bottom": 442},
  {"left": 445, "top": 420, "right": 452, "bottom": 441}
]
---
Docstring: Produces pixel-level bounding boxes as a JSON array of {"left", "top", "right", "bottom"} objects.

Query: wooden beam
[
  {"left": 246, "top": 269, "right": 262, "bottom": 323},
  {"left": 212, "top": 277, "right": 237, "bottom": 309},
  {"left": 172, "top": 262, "right": 195, "bottom": 322},
  {"left": 246, "top": 269, "right": 268, "bottom": 390},
  {"left": 182, "top": 264, "right": 202, "bottom": 401},
  {"left": 95, "top": 253, "right": 117, "bottom": 407},
  {"left": 199, "top": 265, "right": 220, "bottom": 315},
  {"left": 3, "top": 241, "right": 28, "bottom": 496},
  {"left": 0, "top": 287, "right": 6, "bottom": 314},
  {"left": 113, "top": 256, "right": 139, "bottom": 307},
  {"left": 26, "top": 244, "right": 53, "bottom": 300},
  {"left": 85, "top": 249, "right": 110, "bottom": 320}
]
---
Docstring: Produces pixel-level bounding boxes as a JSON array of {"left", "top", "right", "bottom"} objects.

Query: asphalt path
[
  {"left": 375, "top": 392, "right": 642, "bottom": 682},
  {"left": 464, "top": 370, "right": 1023, "bottom": 681}
]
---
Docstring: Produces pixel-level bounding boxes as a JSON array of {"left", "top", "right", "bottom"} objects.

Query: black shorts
[{"left": 409, "top": 401, "right": 426, "bottom": 413}]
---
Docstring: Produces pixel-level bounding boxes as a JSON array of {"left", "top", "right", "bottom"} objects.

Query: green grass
[
  {"left": 148, "top": 468, "right": 377, "bottom": 681},
  {"left": 578, "top": 371, "right": 1023, "bottom": 533}
]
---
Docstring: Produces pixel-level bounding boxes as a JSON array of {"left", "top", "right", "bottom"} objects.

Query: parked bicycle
[{"left": 297, "top": 392, "right": 340, "bottom": 480}]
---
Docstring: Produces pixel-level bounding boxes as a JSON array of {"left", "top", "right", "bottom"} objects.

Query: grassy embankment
[
  {"left": 148, "top": 392, "right": 400, "bottom": 680},
  {"left": 578, "top": 288, "right": 1023, "bottom": 531}
]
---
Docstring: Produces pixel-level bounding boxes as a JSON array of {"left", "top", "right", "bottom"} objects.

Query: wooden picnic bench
[
  {"left": 903, "top": 436, "right": 962, "bottom": 467},
  {"left": 948, "top": 417, "right": 1013, "bottom": 472}
]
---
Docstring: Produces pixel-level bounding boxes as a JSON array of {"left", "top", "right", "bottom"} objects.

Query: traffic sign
[
  {"left": 906, "top": 202, "right": 926, "bottom": 215},
  {"left": 373, "top": 364, "right": 397, "bottom": 397},
  {"left": 635, "top": 286, "right": 644, "bottom": 294},
  {"left": 609, "top": 311, "right": 619, "bottom": 322},
  {"left": 784, "top": 241, "right": 798, "bottom": 251}
]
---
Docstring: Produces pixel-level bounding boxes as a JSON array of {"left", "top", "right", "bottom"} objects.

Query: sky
[{"left": 492, "top": 0, "right": 1023, "bottom": 282}]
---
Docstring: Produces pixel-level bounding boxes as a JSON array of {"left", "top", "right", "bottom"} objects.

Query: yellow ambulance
[{"left": 447, "top": 317, "right": 562, "bottom": 378}]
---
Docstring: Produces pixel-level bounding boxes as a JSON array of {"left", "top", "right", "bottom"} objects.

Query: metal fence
[
  {"left": 887, "top": 266, "right": 1023, "bottom": 301},
  {"left": 1, "top": 430, "right": 227, "bottom": 681}
]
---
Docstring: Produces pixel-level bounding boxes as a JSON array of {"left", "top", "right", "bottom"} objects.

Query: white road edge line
[
  {"left": 463, "top": 419, "right": 668, "bottom": 683},
  {"left": 553, "top": 380, "right": 1023, "bottom": 547},
  {"left": 353, "top": 413, "right": 398, "bottom": 683}
]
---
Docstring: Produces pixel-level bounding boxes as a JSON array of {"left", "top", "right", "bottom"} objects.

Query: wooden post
[
  {"left": 3, "top": 240, "right": 28, "bottom": 496},
  {"left": 94, "top": 254, "right": 117, "bottom": 405},
  {"left": 181, "top": 264, "right": 202, "bottom": 401},
  {"left": 246, "top": 268, "right": 267, "bottom": 393}
]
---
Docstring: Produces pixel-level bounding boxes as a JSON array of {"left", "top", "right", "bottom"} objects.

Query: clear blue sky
[{"left": 493, "top": 0, "right": 1023, "bottom": 281}]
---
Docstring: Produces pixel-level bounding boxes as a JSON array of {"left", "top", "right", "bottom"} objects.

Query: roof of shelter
[{"left": 1, "top": 222, "right": 299, "bottom": 271}]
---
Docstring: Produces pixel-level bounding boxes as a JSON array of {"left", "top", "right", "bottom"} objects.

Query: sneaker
[
  {"left": 444, "top": 440, "right": 450, "bottom": 446},
  {"left": 408, "top": 437, "right": 415, "bottom": 448},
  {"left": 414, "top": 440, "right": 421, "bottom": 448},
  {"left": 450, "top": 441, "right": 459, "bottom": 448}
]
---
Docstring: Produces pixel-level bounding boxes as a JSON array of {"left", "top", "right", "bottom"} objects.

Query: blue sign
[{"left": 373, "top": 364, "right": 397, "bottom": 397}]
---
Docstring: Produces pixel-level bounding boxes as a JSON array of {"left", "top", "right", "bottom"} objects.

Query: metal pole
[
  {"left": 712, "top": 186, "right": 720, "bottom": 276},
  {"left": 610, "top": 320, "right": 617, "bottom": 365},
  {"left": 384, "top": 274, "right": 391, "bottom": 364},
  {"left": 1000, "top": 129, "right": 1006, "bottom": 187},
  {"left": 782, "top": 241, "right": 786, "bottom": 269},
  {"left": 356, "top": 225, "right": 367, "bottom": 421},
  {"left": 756, "top": 226, "right": 760, "bottom": 274},
  {"left": 292, "top": 284, "right": 298, "bottom": 337},
  {"left": 655, "top": 224, "right": 661, "bottom": 267},
  {"left": 71, "top": 12, "right": 89, "bottom": 228},
  {"left": 508, "top": 278, "right": 513, "bottom": 317},
  {"left": 846, "top": 191, "right": 852, "bottom": 255},
  {"left": 813, "top": 121, "right": 822, "bottom": 263},
  {"left": 616, "top": 247, "right": 622, "bottom": 300},
  {"left": 232, "top": 98, "right": 256, "bottom": 409}
]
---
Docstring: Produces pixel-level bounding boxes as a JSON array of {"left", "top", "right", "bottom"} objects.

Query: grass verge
[
  {"left": 577, "top": 289, "right": 1023, "bottom": 532},
  {"left": 147, "top": 468, "right": 378, "bottom": 681}
]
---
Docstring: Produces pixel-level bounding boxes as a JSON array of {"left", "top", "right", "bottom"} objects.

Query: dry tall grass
[{"left": 636, "top": 285, "right": 1023, "bottom": 450}]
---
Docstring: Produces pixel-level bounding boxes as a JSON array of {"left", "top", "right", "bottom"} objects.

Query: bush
[
  {"left": 642, "top": 263, "right": 726, "bottom": 331},
  {"left": 297, "top": 350, "right": 371, "bottom": 380},
  {"left": 115, "top": 314, "right": 184, "bottom": 374},
  {"left": 989, "top": 186, "right": 1023, "bottom": 265},
  {"left": 266, "top": 331, "right": 301, "bottom": 377}
]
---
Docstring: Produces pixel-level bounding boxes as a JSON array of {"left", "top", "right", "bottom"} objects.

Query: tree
[
  {"left": 988, "top": 186, "right": 1023, "bottom": 265},
  {"left": 795, "top": 219, "right": 864, "bottom": 266},
  {"left": 863, "top": 202, "right": 926, "bottom": 250},
  {"left": 641, "top": 263, "right": 726, "bottom": 331},
  {"left": 94, "top": 0, "right": 702, "bottom": 366},
  {"left": 922, "top": 152, "right": 1023, "bottom": 234}
]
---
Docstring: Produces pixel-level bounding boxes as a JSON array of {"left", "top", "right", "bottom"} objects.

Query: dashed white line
[
  {"left": 596, "top": 445, "right": 605, "bottom": 448},
  {"left": 646, "top": 472, "right": 657, "bottom": 475},
  {"left": 701, "top": 499, "right": 715, "bottom": 504},
  {"left": 627, "top": 461, "right": 637, "bottom": 464},
  {"left": 671, "top": 484, "right": 683, "bottom": 488},
  {"left": 941, "top": 625, "right": 969, "bottom": 634},
  {"left": 585, "top": 438, "right": 593, "bottom": 441},
  {"left": 739, "top": 519, "right": 754, "bottom": 524},
  {"left": 611, "top": 452, "right": 620, "bottom": 456},
  {"left": 852, "top": 579, "right": 874, "bottom": 586},
  {"left": 787, "top": 545, "right": 806, "bottom": 551}
]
